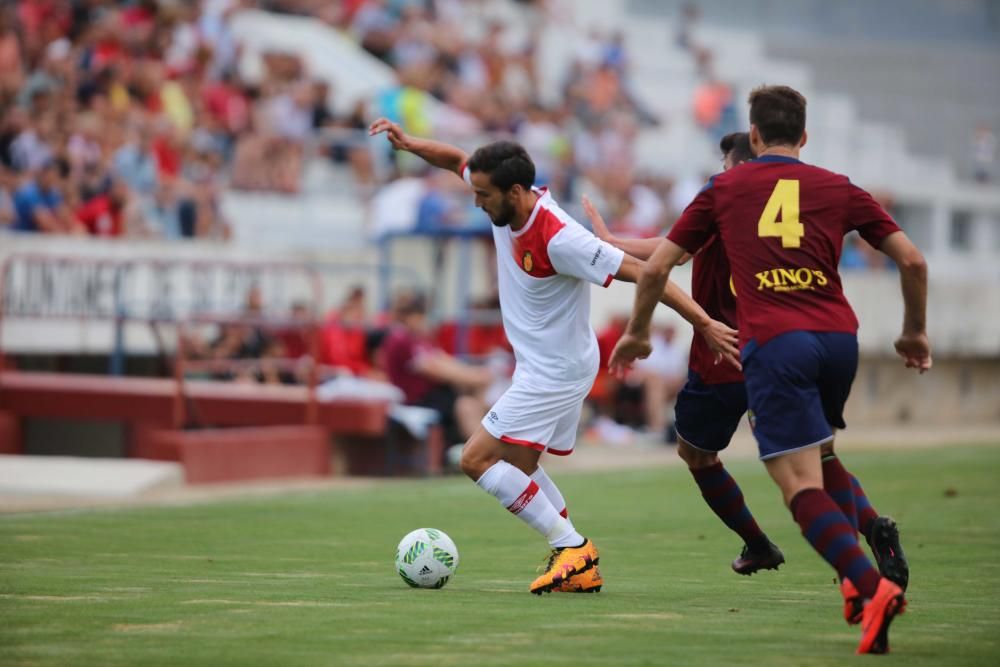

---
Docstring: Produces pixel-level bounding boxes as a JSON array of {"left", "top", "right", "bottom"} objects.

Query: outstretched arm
[
  {"left": 614, "top": 253, "right": 740, "bottom": 370},
  {"left": 608, "top": 239, "right": 688, "bottom": 375},
  {"left": 582, "top": 195, "right": 661, "bottom": 260},
  {"left": 369, "top": 118, "right": 468, "bottom": 177},
  {"left": 415, "top": 350, "right": 492, "bottom": 390},
  {"left": 879, "top": 231, "right": 932, "bottom": 373}
]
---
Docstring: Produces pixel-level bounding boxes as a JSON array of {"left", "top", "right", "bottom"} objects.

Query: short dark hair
[
  {"left": 395, "top": 291, "right": 427, "bottom": 317},
  {"left": 719, "top": 132, "right": 754, "bottom": 163},
  {"left": 41, "top": 157, "right": 71, "bottom": 179},
  {"left": 748, "top": 85, "right": 806, "bottom": 147},
  {"left": 467, "top": 140, "right": 535, "bottom": 192}
]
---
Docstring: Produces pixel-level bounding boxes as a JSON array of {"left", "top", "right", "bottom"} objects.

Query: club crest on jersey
[{"left": 522, "top": 251, "right": 534, "bottom": 272}]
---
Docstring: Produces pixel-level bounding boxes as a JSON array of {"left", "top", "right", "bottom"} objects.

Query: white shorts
[{"left": 481, "top": 376, "right": 593, "bottom": 456}]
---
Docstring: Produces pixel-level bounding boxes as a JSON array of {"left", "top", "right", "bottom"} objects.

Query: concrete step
[{"left": 0, "top": 455, "right": 184, "bottom": 498}]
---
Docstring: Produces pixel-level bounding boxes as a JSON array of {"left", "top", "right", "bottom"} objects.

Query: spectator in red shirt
[
  {"left": 0, "top": 12, "right": 24, "bottom": 103},
  {"left": 278, "top": 302, "right": 313, "bottom": 361},
  {"left": 202, "top": 71, "right": 251, "bottom": 137},
  {"left": 152, "top": 121, "right": 183, "bottom": 179},
  {"left": 76, "top": 178, "right": 129, "bottom": 237},
  {"left": 320, "top": 286, "right": 375, "bottom": 377}
]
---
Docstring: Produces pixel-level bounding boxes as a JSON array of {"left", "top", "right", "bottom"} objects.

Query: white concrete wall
[{"left": 2, "top": 235, "right": 998, "bottom": 358}]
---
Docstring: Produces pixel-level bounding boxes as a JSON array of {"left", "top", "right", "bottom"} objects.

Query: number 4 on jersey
[{"left": 758, "top": 179, "right": 804, "bottom": 248}]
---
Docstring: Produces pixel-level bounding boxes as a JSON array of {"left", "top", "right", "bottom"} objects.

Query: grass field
[{"left": 2, "top": 445, "right": 999, "bottom": 666}]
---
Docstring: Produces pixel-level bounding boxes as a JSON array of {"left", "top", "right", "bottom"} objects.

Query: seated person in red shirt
[
  {"left": 320, "top": 286, "right": 376, "bottom": 377},
  {"left": 381, "top": 292, "right": 490, "bottom": 445}
]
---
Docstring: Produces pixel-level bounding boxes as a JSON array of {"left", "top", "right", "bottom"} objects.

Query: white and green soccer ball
[{"left": 394, "top": 528, "right": 459, "bottom": 589}]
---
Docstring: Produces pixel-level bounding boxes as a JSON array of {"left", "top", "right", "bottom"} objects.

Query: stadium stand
[{"left": 0, "top": 0, "right": 997, "bottom": 484}]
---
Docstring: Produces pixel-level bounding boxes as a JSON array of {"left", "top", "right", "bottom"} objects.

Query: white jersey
[{"left": 464, "top": 169, "right": 625, "bottom": 388}]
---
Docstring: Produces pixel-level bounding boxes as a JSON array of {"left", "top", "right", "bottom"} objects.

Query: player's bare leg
[
  {"left": 820, "top": 441, "right": 909, "bottom": 590},
  {"left": 453, "top": 394, "right": 487, "bottom": 442},
  {"left": 678, "top": 439, "right": 784, "bottom": 575},
  {"left": 460, "top": 426, "right": 599, "bottom": 593}
]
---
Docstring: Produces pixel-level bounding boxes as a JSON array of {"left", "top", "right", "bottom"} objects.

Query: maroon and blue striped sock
[
  {"left": 851, "top": 474, "right": 880, "bottom": 540},
  {"left": 790, "top": 488, "right": 881, "bottom": 598},
  {"left": 822, "top": 454, "right": 858, "bottom": 532},
  {"left": 690, "top": 461, "right": 768, "bottom": 549}
]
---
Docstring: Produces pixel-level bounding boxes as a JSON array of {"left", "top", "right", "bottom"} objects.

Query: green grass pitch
[{"left": 2, "top": 445, "right": 999, "bottom": 666}]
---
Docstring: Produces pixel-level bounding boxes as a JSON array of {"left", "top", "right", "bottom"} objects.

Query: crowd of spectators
[
  {"left": 187, "top": 281, "right": 688, "bottom": 448},
  {"left": 0, "top": 0, "right": 377, "bottom": 239},
  {"left": 180, "top": 284, "right": 507, "bottom": 446},
  {"left": 346, "top": 0, "right": 668, "bottom": 236},
  {"left": 1, "top": 1, "right": 897, "bottom": 448},
  {"left": 0, "top": 0, "right": 927, "bottom": 272},
  {"left": 0, "top": 0, "right": 241, "bottom": 238}
]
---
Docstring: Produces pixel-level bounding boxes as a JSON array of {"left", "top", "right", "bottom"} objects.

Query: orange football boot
[
  {"left": 857, "top": 578, "right": 907, "bottom": 655},
  {"left": 840, "top": 579, "right": 863, "bottom": 625},
  {"left": 554, "top": 564, "right": 603, "bottom": 593},
  {"left": 529, "top": 539, "right": 599, "bottom": 594}
]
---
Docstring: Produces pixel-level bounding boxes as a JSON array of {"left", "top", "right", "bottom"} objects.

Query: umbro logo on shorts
[{"left": 487, "top": 411, "right": 499, "bottom": 423}]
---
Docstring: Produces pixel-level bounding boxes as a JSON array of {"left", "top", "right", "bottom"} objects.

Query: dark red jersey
[
  {"left": 668, "top": 155, "right": 901, "bottom": 347},
  {"left": 688, "top": 233, "right": 743, "bottom": 384}
]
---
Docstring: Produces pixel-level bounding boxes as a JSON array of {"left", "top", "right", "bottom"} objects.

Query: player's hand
[
  {"left": 608, "top": 332, "right": 652, "bottom": 378},
  {"left": 369, "top": 117, "right": 412, "bottom": 151},
  {"left": 698, "top": 318, "right": 741, "bottom": 370},
  {"left": 582, "top": 194, "right": 613, "bottom": 242},
  {"left": 894, "top": 331, "right": 932, "bottom": 373}
]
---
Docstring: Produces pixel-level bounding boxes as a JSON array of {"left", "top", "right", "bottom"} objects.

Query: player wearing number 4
[
  {"left": 586, "top": 132, "right": 910, "bottom": 589},
  {"left": 370, "top": 118, "right": 741, "bottom": 594},
  {"left": 610, "top": 85, "right": 930, "bottom": 654}
]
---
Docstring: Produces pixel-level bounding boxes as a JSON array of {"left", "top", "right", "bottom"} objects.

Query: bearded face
[
  {"left": 471, "top": 172, "right": 523, "bottom": 228},
  {"left": 487, "top": 194, "right": 518, "bottom": 227}
]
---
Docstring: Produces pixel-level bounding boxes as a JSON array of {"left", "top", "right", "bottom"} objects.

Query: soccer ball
[{"left": 394, "top": 528, "right": 459, "bottom": 589}]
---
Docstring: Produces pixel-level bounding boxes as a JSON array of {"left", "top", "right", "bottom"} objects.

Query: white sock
[
  {"left": 476, "top": 460, "right": 583, "bottom": 548},
  {"left": 530, "top": 466, "right": 575, "bottom": 531}
]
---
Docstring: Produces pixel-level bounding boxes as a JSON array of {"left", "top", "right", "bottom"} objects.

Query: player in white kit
[{"left": 370, "top": 118, "right": 740, "bottom": 593}]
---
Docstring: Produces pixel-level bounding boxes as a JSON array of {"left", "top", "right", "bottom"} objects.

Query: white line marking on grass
[
  {"left": 91, "top": 553, "right": 220, "bottom": 561},
  {"left": 446, "top": 632, "right": 532, "bottom": 645},
  {"left": 0, "top": 594, "right": 124, "bottom": 602},
  {"left": 478, "top": 588, "right": 522, "bottom": 594},
  {"left": 112, "top": 622, "right": 183, "bottom": 632},
  {"left": 236, "top": 572, "right": 336, "bottom": 579},
  {"left": 182, "top": 599, "right": 390, "bottom": 608},
  {"left": 94, "top": 553, "right": 315, "bottom": 563},
  {"left": 603, "top": 612, "right": 682, "bottom": 620}
]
